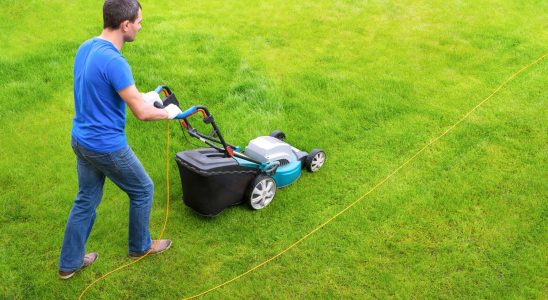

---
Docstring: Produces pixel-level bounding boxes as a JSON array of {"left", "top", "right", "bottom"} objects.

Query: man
[{"left": 59, "top": 0, "right": 182, "bottom": 279}]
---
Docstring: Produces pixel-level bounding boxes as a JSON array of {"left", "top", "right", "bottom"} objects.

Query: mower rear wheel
[
  {"left": 246, "top": 175, "right": 277, "bottom": 210},
  {"left": 305, "top": 149, "right": 326, "bottom": 172},
  {"left": 269, "top": 130, "right": 286, "bottom": 141}
]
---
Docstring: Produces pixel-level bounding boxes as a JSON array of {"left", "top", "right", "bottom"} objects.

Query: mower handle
[
  {"left": 151, "top": 86, "right": 211, "bottom": 121},
  {"left": 175, "top": 106, "right": 200, "bottom": 119},
  {"left": 152, "top": 85, "right": 181, "bottom": 109},
  {"left": 154, "top": 86, "right": 248, "bottom": 161},
  {"left": 178, "top": 105, "right": 243, "bottom": 160},
  {"left": 154, "top": 85, "right": 172, "bottom": 95}
]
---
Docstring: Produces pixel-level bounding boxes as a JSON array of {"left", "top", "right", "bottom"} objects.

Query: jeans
[{"left": 59, "top": 137, "right": 154, "bottom": 272}]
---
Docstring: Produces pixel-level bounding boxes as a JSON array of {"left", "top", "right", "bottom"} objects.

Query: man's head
[{"left": 103, "top": 0, "right": 142, "bottom": 42}]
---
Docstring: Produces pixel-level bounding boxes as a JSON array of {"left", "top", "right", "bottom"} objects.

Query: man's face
[{"left": 123, "top": 8, "right": 142, "bottom": 42}]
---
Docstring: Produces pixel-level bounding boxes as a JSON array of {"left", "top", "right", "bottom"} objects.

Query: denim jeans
[{"left": 59, "top": 137, "right": 154, "bottom": 272}]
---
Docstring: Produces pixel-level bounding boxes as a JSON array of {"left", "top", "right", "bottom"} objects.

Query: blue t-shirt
[{"left": 71, "top": 37, "right": 134, "bottom": 152}]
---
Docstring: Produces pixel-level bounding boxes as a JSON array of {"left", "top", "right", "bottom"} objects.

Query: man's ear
[{"left": 121, "top": 20, "right": 130, "bottom": 32}]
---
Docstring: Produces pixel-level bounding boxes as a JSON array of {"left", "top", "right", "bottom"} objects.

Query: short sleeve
[{"left": 106, "top": 57, "right": 135, "bottom": 92}]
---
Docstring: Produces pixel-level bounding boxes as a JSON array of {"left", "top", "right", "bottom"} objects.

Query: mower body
[
  {"left": 238, "top": 136, "right": 308, "bottom": 187},
  {"left": 175, "top": 136, "right": 311, "bottom": 216},
  {"left": 156, "top": 85, "right": 325, "bottom": 217}
]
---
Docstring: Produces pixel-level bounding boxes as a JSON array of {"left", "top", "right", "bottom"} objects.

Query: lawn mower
[{"left": 153, "top": 85, "right": 326, "bottom": 217}]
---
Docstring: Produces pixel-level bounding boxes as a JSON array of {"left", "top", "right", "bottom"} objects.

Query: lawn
[{"left": 0, "top": 0, "right": 546, "bottom": 299}]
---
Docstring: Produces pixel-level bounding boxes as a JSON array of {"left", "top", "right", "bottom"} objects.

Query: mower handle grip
[
  {"left": 150, "top": 85, "right": 170, "bottom": 109},
  {"left": 175, "top": 106, "right": 199, "bottom": 119},
  {"left": 152, "top": 85, "right": 181, "bottom": 109},
  {"left": 154, "top": 85, "right": 172, "bottom": 95}
]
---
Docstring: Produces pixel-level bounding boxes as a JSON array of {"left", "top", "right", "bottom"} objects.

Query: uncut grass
[{"left": 1, "top": 0, "right": 547, "bottom": 299}]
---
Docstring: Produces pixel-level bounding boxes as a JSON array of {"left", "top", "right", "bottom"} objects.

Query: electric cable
[{"left": 181, "top": 53, "right": 547, "bottom": 299}]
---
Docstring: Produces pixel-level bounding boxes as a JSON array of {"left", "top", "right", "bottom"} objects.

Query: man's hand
[
  {"left": 141, "top": 91, "right": 162, "bottom": 107},
  {"left": 119, "top": 84, "right": 169, "bottom": 120},
  {"left": 164, "top": 104, "right": 183, "bottom": 119}
]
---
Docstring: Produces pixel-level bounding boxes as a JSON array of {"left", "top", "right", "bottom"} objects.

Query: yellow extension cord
[{"left": 79, "top": 53, "right": 546, "bottom": 299}]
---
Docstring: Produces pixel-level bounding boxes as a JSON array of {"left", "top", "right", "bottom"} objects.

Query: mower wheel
[
  {"left": 305, "top": 149, "right": 326, "bottom": 172},
  {"left": 246, "top": 175, "right": 277, "bottom": 210},
  {"left": 269, "top": 130, "right": 286, "bottom": 141}
]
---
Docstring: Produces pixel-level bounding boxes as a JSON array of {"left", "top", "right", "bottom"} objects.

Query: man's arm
[{"left": 119, "top": 84, "right": 169, "bottom": 121}]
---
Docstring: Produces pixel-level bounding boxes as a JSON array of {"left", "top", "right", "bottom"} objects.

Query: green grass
[{"left": 1, "top": 0, "right": 546, "bottom": 299}]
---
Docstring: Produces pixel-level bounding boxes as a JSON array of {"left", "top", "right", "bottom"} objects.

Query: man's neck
[{"left": 98, "top": 29, "right": 124, "bottom": 51}]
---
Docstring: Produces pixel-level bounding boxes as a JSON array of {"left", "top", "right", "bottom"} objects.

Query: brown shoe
[
  {"left": 58, "top": 252, "right": 99, "bottom": 280},
  {"left": 129, "top": 239, "right": 172, "bottom": 259}
]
